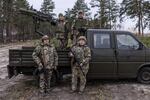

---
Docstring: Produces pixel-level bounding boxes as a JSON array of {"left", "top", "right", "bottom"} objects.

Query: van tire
[{"left": 137, "top": 67, "right": 150, "bottom": 84}]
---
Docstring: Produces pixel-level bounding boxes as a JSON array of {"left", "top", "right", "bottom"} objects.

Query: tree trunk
[
  {"left": 0, "top": 26, "right": 4, "bottom": 43},
  {"left": 138, "top": 16, "right": 141, "bottom": 36},
  {"left": 137, "top": 0, "right": 140, "bottom": 36},
  {"left": 4, "top": 0, "right": 13, "bottom": 42},
  {"left": 141, "top": 17, "right": 144, "bottom": 36},
  {"left": 140, "top": 2, "right": 144, "bottom": 36}
]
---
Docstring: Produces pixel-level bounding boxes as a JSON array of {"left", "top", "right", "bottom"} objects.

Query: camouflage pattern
[
  {"left": 70, "top": 44, "right": 91, "bottom": 92},
  {"left": 56, "top": 21, "right": 66, "bottom": 33},
  {"left": 39, "top": 69, "right": 53, "bottom": 93},
  {"left": 56, "top": 20, "right": 69, "bottom": 48},
  {"left": 32, "top": 42, "right": 58, "bottom": 93},
  {"left": 72, "top": 18, "right": 88, "bottom": 31},
  {"left": 72, "top": 18, "right": 88, "bottom": 44}
]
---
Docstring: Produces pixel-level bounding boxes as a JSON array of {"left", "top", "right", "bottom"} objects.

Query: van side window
[
  {"left": 94, "top": 34, "right": 111, "bottom": 48},
  {"left": 117, "top": 34, "right": 139, "bottom": 50}
]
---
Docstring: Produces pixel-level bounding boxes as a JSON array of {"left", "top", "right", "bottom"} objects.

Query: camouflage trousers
[
  {"left": 39, "top": 69, "right": 53, "bottom": 93},
  {"left": 71, "top": 65, "right": 89, "bottom": 92},
  {"left": 56, "top": 33, "right": 67, "bottom": 48}
]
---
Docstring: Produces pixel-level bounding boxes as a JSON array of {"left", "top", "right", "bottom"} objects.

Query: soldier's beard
[
  {"left": 78, "top": 17, "right": 83, "bottom": 19},
  {"left": 43, "top": 40, "right": 50, "bottom": 45},
  {"left": 59, "top": 19, "right": 64, "bottom": 22},
  {"left": 79, "top": 43, "right": 85, "bottom": 46},
  {"left": 43, "top": 43, "right": 49, "bottom": 46},
  {"left": 78, "top": 15, "right": 84, "bottom": 18}
]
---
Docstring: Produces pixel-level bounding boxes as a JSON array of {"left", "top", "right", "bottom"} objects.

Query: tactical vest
[
  {"left": 40, "top": 45, "right": 54, "bottom": 67},
  {"left": 56, "top": 21, "right": 66, "bottom": 33},
  {"left": 73, "top": 46, "right": 85, "bottom": 64},
  {"left": 74, "top": 18, "right": 87, "bottom": 29}
]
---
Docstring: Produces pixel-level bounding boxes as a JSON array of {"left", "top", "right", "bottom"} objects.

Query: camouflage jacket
[
  {"left": 71, "top": 45, "right": 91, "bottom": 65},
  {"left": 55, "top": 20, "right": 69, "bottom": 33},
  {"left": 72, "top": 18, "right": 88, "bottom": 30},
  {"left": 32, "top": 43, "right": 58, "bottom": 69}
]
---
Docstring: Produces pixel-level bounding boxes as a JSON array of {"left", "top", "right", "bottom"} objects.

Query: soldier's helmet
[
  {"left": 59, "top": 13, "right": 63, "bottom": 17},
  {"left": 78, "top": 36, "right": 87, "bottom": 42},
  {"left": 42, "top": 35, "right": 49, "bottom": 41},
  {"left": 78, "top": 10, "right": 84, "bottom": 14}
]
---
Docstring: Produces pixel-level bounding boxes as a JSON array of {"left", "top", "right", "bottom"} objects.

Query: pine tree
[
  {"left": 0, "top": 0, "right": 4, "bottom": 42},
  {"left": 3, "top": 0, "right": 14, "bottom": 42},
  {"left": 120, "top": 0, "right": 149, "bottom": 35},
  {"left": 90, "top": 0, "right": 119, "bottom": 29},
  {"left": 40, "top": 0, "right": 55, "bottom": 36},
  {"left": 40, "top": 0, "right": 55, "bottom": 14},
  {"left": 143, "top": 1, "right": 150, "bottom": 30},
  {"left": 65, "top": 8, "right": 72, "bottom": 19},
  {"left": 71, "top": 0, "right": 90, "bottom": 18},
  {"left": 108, "top": 0, "right": 119, "bottom": 29},
  {"left": 13, "top": 0, "right": 32, "bottom": 41}
]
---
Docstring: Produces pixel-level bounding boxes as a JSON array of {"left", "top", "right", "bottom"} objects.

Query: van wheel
[{"left": 137, "top": 67, "right": 150, "bottom": 84}]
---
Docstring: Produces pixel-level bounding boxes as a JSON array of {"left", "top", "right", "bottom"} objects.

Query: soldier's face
[
  {"left": 78, "top": 13, "right": 84, "bottom": 18},
  {"left": 79, "top": 40, "right": 86, "bottom": 46},
  {"left": 59, "top": 16, "right": 64, "bottom": 21},
  {"left": 43, "top": 39, "right": 49, "bottom": 45}
]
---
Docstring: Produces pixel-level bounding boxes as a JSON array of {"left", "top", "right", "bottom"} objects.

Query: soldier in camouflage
[
  {"left": 56, "top": 13, "right": 69, "bottom": 48},
  {"left": 32, "top": 35, "right": 58, "bottom": 94},
  {"left": 69, "top": 36, "right": 91, "bottom": 94},
  {"left": 72, "top": 10, "right": 88, "bottom": 45}
]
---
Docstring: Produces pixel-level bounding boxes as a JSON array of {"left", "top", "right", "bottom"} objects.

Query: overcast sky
[
  {"left": 27, "top": 0, "right": 149, "bottom": 33},
  {"left": 27, "top": 0, "right": 97, "bottom": 15}
]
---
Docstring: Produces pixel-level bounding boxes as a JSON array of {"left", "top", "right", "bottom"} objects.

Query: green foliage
[
  {"left": 51, "top": 37, "right": 60, "bottom": 48},
  {"left": 13, "top": 0, "right": 34, "bottom": 41},
  {"left": 66, "top": 0, "right": 90, "bottom": 18},
  {"left": 90, "top": 0, "right": 119, "bottom": 29},
  {"left": 143, "top": 1, "right": 150, "bottom": 30},
  {"left": 14, "top": 0, "right": 29, "bottom": 9},
  {"left": 39, "top": 0, "right": 56, "bottom": 36},
  {"left": 72, "top": 0, "right": 90, "bottom": 14},
  {"left": 140, "top": 37, "right": 150, "bottom": 48},
  {"left": 120, "top": 0, "right": 150, "bottom": 35},
  {"left": 65, "top": 8, "right": 72, "bottom": 18},
  {"left": 40, "top": 0, "right": 55, "bottom": 14}
]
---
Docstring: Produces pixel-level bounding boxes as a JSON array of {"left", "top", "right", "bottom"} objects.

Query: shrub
[{"left": 139, "top": 37, "right": 150, "bottom": 48}]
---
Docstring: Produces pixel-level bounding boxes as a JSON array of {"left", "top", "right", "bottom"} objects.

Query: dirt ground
[{"left": 0, "top": 42, "right": 150, "bottom": 100}]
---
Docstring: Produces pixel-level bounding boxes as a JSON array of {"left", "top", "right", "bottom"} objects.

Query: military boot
[
  {"left": 39, "top": 89, "right": 46, "bottom": 97},
  {"left": 70, "top": 90, "right": 76, "bottom": 94},
  {"left": 78, "top": 91, "right": 83, "bottom": 95}
]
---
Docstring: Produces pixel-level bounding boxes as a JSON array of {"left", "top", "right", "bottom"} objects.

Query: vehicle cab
[{"left": 87, "top": 29, "right": 150, "bottom": 84}]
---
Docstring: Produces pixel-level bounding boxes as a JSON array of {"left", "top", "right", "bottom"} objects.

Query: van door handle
[{"left": 114, "top": 50, "right": 119, "bottom": 55}]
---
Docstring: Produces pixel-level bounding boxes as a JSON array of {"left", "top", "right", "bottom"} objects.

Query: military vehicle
[{"left": 7, "top": 29, "right": 150, "bottom": 85}]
